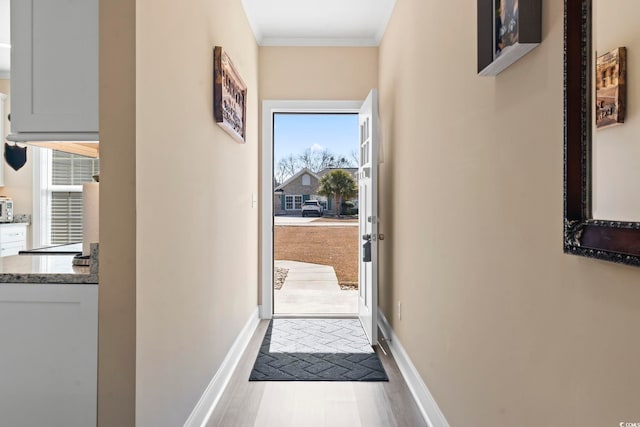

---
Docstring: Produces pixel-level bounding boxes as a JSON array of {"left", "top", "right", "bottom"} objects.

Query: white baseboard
[
  {"left": 378, "top": 310, "right": 449, "bottom": 427},
  {"left": 183, "top": 307, "right": 260, "bottom": 427}
]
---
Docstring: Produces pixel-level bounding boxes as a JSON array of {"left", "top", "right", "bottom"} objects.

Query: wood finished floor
[{"left": 208, "top": 320, "right": 427, "bottom": 427}]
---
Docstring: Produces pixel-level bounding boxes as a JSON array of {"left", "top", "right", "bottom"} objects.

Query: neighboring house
[{"left": 274, "top": 167, "right": 358, "bottom": 215}]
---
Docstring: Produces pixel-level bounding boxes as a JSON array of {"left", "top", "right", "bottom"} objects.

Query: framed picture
[
  {"left": 494, "top": 0, "right": 519, "bottom": 58},
  {"left": 213, "top": 46, "right": 247, "bottom": 143},
  {"left": 477, "top": 0, "right": 541, "bottom": 76},
  {"left": 596, "top": 47, "right": 626, "bottom": 129}
]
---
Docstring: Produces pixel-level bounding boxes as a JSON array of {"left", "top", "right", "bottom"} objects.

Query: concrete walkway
[{"left": 274, "top": 260, "right": 358, "bottom": 315}]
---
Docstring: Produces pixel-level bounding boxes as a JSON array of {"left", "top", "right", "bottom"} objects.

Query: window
[
  {"left": 301, "top": 174, "right": 311, "bottom": 186},
  {"left": 34, "top": 149, "right": 99, "bottom": 246},
  {"left": 285, "top": 195, "right": 302, "bottom": 210}
]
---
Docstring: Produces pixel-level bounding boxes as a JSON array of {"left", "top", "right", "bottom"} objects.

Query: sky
[{"left": 273, "top": 113, "right": 359, "bottom": 165}]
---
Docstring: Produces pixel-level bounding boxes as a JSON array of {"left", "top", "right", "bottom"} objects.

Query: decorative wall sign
[
  {"left": 596, "top": 47, "right": 626, "bottom": 129},
  {"left": 4, "top": 143, "right": 27, "bottom": 171},
  {"left": 477, "top": 0, "right": 542, "bottom": 76},
  {"left": 213, "top": 46, "right": 247, "bottom": 143}
]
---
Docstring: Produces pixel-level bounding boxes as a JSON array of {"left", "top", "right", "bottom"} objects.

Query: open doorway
[
  {"left": 272, "top": 113, "right": 359, "bottom": 316},
  {"left": 261, "top": 93, "right": 379, "bottom": 343}
]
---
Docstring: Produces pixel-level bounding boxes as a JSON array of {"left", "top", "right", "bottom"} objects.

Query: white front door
[{"left": 358, "top": 89, "right": 379, "bottom": 345}]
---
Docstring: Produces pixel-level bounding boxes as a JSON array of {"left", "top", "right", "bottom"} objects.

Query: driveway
[{"left": 274, "top": 216, "right": 358, "bottom": 227}]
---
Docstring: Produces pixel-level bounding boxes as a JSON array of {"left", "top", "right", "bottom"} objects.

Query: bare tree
[
  {"left": 298, "top": 148, "right": 323, "bottom": 172},
  {"left": 318, "top": 149, "right": 336, "bottom": 170},
  {"left": 330, "top": 152, "right": 354, "bottom": 169},
  {"left": 275, "top": 153, "right": 298, "bottom": 186},
  {"left": 349, "top": 149, "right": 359, "bottom": 166},
  {"left": 299, "top": 148, "right": 356, "bottom": 172},
  {"left": 275, "top": 148, "right": 358, "bottom": 183}
]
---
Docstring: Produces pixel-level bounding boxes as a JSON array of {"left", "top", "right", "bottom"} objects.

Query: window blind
[
  {"left": 51, "top": 192, "right": 84, "bottom": 244},
  {"left": 52, "top": 151, "right": 99, "bottom": 185},
  {"left": 50, "top": 151, "right": 99, "bottom": 244}
]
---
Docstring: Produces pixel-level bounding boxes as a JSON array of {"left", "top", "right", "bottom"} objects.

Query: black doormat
[{"left": 249, "top": 319, "right": 388, "bottom": 382}]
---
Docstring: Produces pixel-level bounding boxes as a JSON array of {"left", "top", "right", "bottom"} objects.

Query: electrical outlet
[{"left": 398, "top": 301, "right": 402, "bottom": 320}]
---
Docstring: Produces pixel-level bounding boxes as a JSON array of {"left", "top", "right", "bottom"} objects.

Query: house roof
[
  {"left": 274, "top": 167, "right": 320, "bottom": 191},
  {"left": 317, "top": 167, "right": 358, "bottom": 178}
]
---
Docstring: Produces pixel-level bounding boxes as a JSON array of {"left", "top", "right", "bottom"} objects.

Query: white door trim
[
  {"left": 260, "top": 100, "right": 362, "bottom": 319},
  {"left": 32, "top": 147, "right": 51, "bottom": 248}
]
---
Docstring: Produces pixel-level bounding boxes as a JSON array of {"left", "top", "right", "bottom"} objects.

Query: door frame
[{"left": 260, "top": 100, "right": 362, "bottom": 319}]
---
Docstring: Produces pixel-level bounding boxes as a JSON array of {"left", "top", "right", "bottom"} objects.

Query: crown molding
[
  {"left": 375, "top": 0, "right": 397, "bottom": 44},
  {"left": 240, "top": 0, "right": 263, "bottom": 44},
  {"left": 259, "top": 37, "right": 379, "bottom": 47}
]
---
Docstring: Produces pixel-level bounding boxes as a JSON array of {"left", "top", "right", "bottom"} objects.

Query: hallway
[
  {"left": 208, "top": 320, "right": 427, "bottom": 426},
  {"left": 90, "top": 0, "right": 640, "bottom": 425}
]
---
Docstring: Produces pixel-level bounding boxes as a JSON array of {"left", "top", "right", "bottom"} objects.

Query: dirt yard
[
  {"left": 312, "top": 217, "right": 358, "bottom": 224},
  {"left": 274, "top": 226, "right": 358, "bottom": 288}
]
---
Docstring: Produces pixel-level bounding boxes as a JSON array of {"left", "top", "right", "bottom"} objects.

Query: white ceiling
[
  {"left": 0, "top": 0, "right": 396, "bottom": 77},
  {"left": 0, "top": 0, "right": 9, "bottom": 78},
  {"left": 241, "top": 0, "right": 396, "bottom": 46}
]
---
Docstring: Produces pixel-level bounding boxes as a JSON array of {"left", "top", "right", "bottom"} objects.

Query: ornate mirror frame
[{"left": 564, "top": 0, "right": 640, "bottom": 266}]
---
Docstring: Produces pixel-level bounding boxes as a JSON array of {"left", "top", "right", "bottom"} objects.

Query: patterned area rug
[{"left": 249, "top": 319, "right": 388, "bottom": 382}]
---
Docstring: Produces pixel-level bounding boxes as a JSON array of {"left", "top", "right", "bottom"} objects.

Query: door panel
[{"left": 358, "top": 89, "right": 379, "bottom": 345}]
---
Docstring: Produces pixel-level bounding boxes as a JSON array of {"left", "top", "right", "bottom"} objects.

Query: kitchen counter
[{"left": 0, "top": 245, "right": 98, "bottom": 284}]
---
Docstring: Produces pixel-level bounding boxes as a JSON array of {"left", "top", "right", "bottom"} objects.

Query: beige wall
[
  {"left": 378, "top": 0, "right": 640, "bottom": 426},
  {"left": 259, "top": 47, "right": 378, "bottom": 100},
  {"left": 0, "top": 79, "right": 34, "bottom": 245},
  {"left": 135, "top": 0, "right": 259, "bottom": 425},
  {"left": 98, "top": 0, "right": 137, "bottom": 425},
  {"left": 592, "top": 0, "right": 640, "bottom": 221}
]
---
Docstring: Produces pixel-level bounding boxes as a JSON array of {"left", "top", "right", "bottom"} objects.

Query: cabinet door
[
  {"left": 0, "top": 284, "right": 98, "bottom": 427},
  {"left": 10, "top": 0, "right": 98, "bottom": 133},
  {"left": 0, "top": 223, "right": 27, "bottom": 243},
  {"left": 0, "top": 242, "right": 26, "bottom": 257},
  {"left": 0, "top": 224, "right": 27, "bottom": 256}
]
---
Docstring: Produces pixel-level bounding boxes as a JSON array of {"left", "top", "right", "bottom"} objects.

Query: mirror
[
  {"left": 564, "top": 0, "right": 640, "bottom": 266},
  {"left": 592, "top": 1, "right": 639, "bottom": 222}
]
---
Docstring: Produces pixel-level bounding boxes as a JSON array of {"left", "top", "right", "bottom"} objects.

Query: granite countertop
[
  {"left": 0, "top": 213, "right": 32, "bottom": 225},
  {"left": 0, "top": 245, "right": 98, "bottom": 284}
]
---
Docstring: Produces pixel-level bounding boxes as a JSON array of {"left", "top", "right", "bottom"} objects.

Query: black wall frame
[{"left": 477, "top": 0, "right": 542, "bottom": 76}]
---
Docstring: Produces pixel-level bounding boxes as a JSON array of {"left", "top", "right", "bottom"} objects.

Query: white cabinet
[
  {"left": 0, "top": 283, "right": 98, "bottom": 427},
  {"left": 8, "top": 0, "right": 98, "bottom": 141},
  {"left": 0, "top": 223, "right": 28, "bottom": 257}
]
